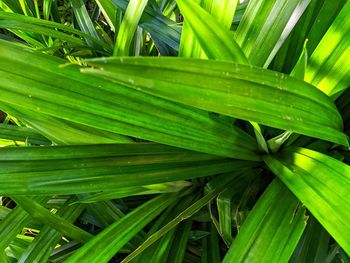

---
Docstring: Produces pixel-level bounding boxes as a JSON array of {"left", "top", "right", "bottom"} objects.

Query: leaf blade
[
  {"left": 83, "top": 56, "right": 348, "bottom": 146},
  {"left": 264, "top": 147, "right": 350, "bottom": 255}
]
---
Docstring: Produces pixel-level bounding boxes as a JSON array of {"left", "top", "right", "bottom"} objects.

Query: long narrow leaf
[
  {"left": 121, "top": 170, "right": 253, "bottom": 262},
  {"left": 0, "top": 39, "right": 259, "bottom": 160},
  {"left": 65, "top": 193, "right": 179, "bottom": 263},
  {"left": 177, "top": 0, "right": 247, "bottom": 63},
  {"left": 223, "top": 179, "right": 307, "bottom": 263},
  {"left": 235, "top": 0, "right": 311, "bottom": 67},
  {"left": 83, "top": 56, "right": 348, "bottom": 146},
  {"left": 0, "top": 143, "right": 253, "bottom": 195},
  {"left": 0, "top": 123, "right": 51, "bottom": 145},
  {"left": 11, "top": 197, "right": 92, "bottom": 243},
  {"left": 264, "top": 147, "right": 350, "bottom": 255},
  {"left": 114, "top": 0, "right": 148, "bottom": 56},
  {"left": 304, "top": 1, "right": 350, "bottom": 97},
  {"left": 17, "top": 199, "right": 86, "bottom": 263}
]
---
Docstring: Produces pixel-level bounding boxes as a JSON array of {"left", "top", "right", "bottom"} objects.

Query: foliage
[{"left": 0, "top": 0, "right": 349, "bottom": 262}]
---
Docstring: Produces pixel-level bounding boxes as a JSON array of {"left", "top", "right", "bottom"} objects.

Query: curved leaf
[
  {"left": 0, "top": 39, "right": 259, "bottom": 160},
  {"left": 83, "top": 56, "right": 348, "bottom": 146}
]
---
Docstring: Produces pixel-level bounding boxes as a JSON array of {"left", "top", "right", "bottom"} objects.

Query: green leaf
[
  {"left": 1, "top": 103, "right": 132, "bottom": 145},
  {"left": 166, "top": 221, "right": 192, "bottom": 263},
  {"left": 17, "top": 198, "right": 86, "bottom": 263},
  {"left": 0, "top": 205, "right": 11, "bottom": 220},
  {"left": 290, "top": 39, "right": 308, "bottom": 80},
  {"left": 0, "top": 39, "right": 258, "bottom": 160},
  {"left": 0, "top": 11, "right": 110, "bottom": 51},
  {"left": 304, "top": 1, "right": 350, "bottom": 97},
  {"left": 235, "top": 0, "right": 311, "bottom": 67},
  {"left": 121, "top": 170, "right": 253, "bottom": 263},
  {"left": 0, "top": 197, "right": 47, "bottom": 252},
  {"left": 11, "top": 196, "right": 92, "bottom": 243},
  {"left": 250, "top": 121, "right": 269, "bottom": 154},
  {"left": 109, "top": 0, "right": 180, "bottom": 54},
  {"left": 85, "top": 200, "right": 146, "bottom": 250},
  {"left": 200, "top": 223, "right": 221, "bottom": 263},
  {"left": 223, "top": 179, "right": 308, "bottom": 263},
  {"left": 272, "top": 0, "right": 346, "bottom": 74},
  {"left": 75, "top": 181, "right": 191, "bottom": 203},
  {"left": 130, "top": 193, "right": 198, "bottom": 263},
  {"left": 43, "top": 0, "right": 53, "bottom": 20},
  {"left": 209, "top": 0, "right": 238, "bottom": 30},
  {"left": 264, "top": 147, "right": 350, "bottom": 255},
  {"left": 0, "top": 123, "right": 51, "bottom": 145},
  {"left": 71, "top": 0, "right": 104, "bottom": 48},
  {"left": 179, "top": 0, "right": 238, "bottom": 59},
  {"left": 65, "top": 193, "right": 179, "bottom": 263},
  {"left": 177, "top": 0, "right": 247, "bottom": 63},
  {"left": 83, "top": 56, "right": 348, "bottom": 147},
  {"left": 267, "top": 130, "right": 293, "bottom": 153},
  {"left": 0, "top": 143, "right": 252, "bottom": 195},
  {"left": 95, "top": 0, "right": 118, "bottom": 31},
  {"left": 290, "top": 216, "right": 330, "bottom": 263},
  {"left": 114, "top": 0, "right": 148, "bottom": 56}
]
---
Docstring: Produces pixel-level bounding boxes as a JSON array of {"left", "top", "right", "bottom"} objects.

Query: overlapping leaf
[
  {"left": 0, "top": 39, "right": 258, "bottom": 160},
  {"left": 177, "top": 0, "right": 246, "bottom": 63},
  {"left": 83, "top": 56, "right": 348, "bottom": 146},
  {"left": 235, "top": 0, "right": 311, "bottom": 67},
  {"left": 223, "top": 179, "right": 307, "bottom": 263},
  {"left": 304, "top": 1, "right": 350, "bottom": 97},
  {"left": 65, "top": 193, "right": 179, "bottom": 263},
  {"left": 0, "top": 143, "right": 253, "bottom": 195},
  {"left": 264, "top": 147, "right": 350, "bottom": 255}
]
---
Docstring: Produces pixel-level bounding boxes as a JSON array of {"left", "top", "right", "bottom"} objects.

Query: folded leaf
[
  {"left": 178, "top": 0, "right": 239, "bottom": 60},
  {"left": 109, "top": 0, "right": 180, "bottom": 54},
  {"left": 71, "top": 0, "right": 103, "bottom": 47}
]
